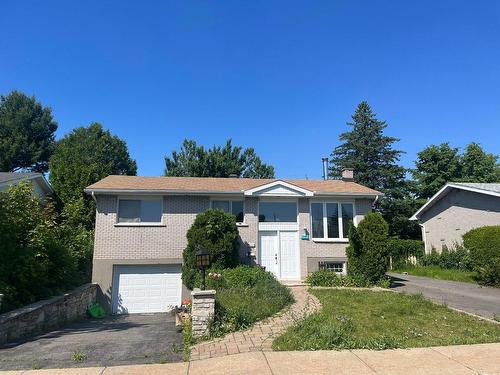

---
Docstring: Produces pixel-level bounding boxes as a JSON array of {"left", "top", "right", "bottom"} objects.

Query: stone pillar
[{"left": 191, "top": 289, "right": 216, "bottom": 339}]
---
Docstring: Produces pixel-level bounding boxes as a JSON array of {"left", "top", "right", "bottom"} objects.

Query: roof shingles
[{"left": 85, "top": 175, "right": 381, "bottom": 195}]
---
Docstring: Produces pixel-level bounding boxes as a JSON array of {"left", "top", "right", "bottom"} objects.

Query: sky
[{"left": 1, "top": 1, "right": 499, "bottom": 179}]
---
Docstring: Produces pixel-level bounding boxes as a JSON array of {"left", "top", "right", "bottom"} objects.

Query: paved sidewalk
[
  {"left": 389, "top": 272, "right": 500, "bottom": 319},
  {"left": 190, "top": 286, "right": 320, "bottom": 360},
  {"left": 2, "top": 343, "right": 499, "bottom": 374}
]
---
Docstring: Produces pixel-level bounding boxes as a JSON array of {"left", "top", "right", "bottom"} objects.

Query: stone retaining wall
[
  {"left": 0, "top": 283, "right": 97, "bottom": 346},
  {"left": 191, "top": 289, "right": 216, "bottom": 338}
]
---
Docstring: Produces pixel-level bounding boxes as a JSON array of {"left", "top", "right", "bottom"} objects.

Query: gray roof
[
  {"left": 451, "top": 182, "right": 500, "bottom": 194},
  {"left": 0, "top": 172, "right": 42, "bottom": 184}
]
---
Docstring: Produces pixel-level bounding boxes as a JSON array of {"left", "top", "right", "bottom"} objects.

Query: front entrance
[{"left": 259, "top": 231, "right": 300, "bottom": 280}]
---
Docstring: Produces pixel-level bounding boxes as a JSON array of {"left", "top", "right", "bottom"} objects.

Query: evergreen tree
[
  {"left": 329, "top": 102, "right": 416, "bottom": 238},
  {"left": 165, "top": 139, "right": 274, "bottom": 178}
]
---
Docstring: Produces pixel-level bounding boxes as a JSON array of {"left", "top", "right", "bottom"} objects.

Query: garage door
[{"left": 112, "top": 265, "right": 182, "bottom": 314}]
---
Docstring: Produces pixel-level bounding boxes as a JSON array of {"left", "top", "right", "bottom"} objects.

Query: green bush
[
  {"left": 196, "top": 266, "right": 294, "bottom": 337},
  {"left": 463, "top": 226, "right": 500, "bottom": 286},
  {"left": 419, "top": 245, "right": 472, "bottom": 271},
  {"left": 0, "top": 183, "right": 80, "bottom": 312},
  {"left": 182, "top": 209, "right": 240, "bottom": 289},
  {"left": 346, "top": 212, "right": 389, "bottom": 284},
  {"left": 387, "top": 239, "right": 424, "bottom": 269},
  {"left": 305, "top": 270, "right": 370, "bottom": 287}
]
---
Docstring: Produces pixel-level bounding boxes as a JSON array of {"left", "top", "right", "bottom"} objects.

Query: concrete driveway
[
  {"left": 389, "top": 272, "right": 500, "bottom": 319},
  {"left": 0, "top": 313, "right": 183, "bottom": 370}
]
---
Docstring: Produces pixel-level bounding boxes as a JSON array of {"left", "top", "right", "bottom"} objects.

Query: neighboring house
[
  {"left": 0, "top": 172, "right": 53, "bottom": 199},
  {"left": 85, "top": 170, "right": 382, "bottom": 314},
  {"left": 410, "top": 182, "right": 500, "bottom": 253}
]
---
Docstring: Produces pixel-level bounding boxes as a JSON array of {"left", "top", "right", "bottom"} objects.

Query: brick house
[{"left": 85, "top": 171, "right": 382, "bottom": 314}]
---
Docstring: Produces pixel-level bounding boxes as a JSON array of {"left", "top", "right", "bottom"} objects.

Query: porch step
[{"left": 281, "top": 280, "right": 307, "bottom": 287}]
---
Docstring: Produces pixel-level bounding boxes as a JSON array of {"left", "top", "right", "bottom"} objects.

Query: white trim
[
  {"left": 420, "top": 223, "right": 429, "bottom": 254},
  {"left": 85, "top": 188, "right": 245, "bottom": 195},
  {"left": 116, "top": 196, "right": 164, "bottom": 225},
  {"left": 410, "top": 183, "right": 500, "bottom": 220},
  {"left": 244, "top": 180, "right": 314, "bottom": 197},
  {"left": 310, "top": 201, "right": 356, "bottom": 242}
]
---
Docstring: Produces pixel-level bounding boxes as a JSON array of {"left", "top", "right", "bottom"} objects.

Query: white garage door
[{"left": 112, "top": 265, "right": 182, "bottom": 314}]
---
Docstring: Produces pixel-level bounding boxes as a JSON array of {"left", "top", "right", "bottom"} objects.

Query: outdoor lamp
[{"left": 195, "top": 246, "right": 211, "bottom": 290}]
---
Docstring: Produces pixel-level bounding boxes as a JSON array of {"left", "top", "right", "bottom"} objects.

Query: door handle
[{"left": 275, "top": 254, "right": 278, "bottom": 264}]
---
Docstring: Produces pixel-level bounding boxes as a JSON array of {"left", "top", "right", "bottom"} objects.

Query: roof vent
[{"left": 341, "top": 168, "right": 354, "bottom": 182}]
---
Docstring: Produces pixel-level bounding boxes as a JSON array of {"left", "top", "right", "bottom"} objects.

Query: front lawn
[
  {"left": 273, "top": 289, "right": 500, "bottom": 351},
  {"left": 393, "top": 265, "right": 477, "bottom": 284}
]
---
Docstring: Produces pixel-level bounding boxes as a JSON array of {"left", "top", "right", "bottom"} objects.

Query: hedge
[{"left": 463, "top": 226, "right": 500, "bottom": 286}]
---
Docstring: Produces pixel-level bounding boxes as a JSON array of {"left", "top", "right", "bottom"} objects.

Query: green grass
[
  {"left": 273, "top": 289, "right": 500, "bottom": 351},
  {"left": 393, "top": 265, "right": 477, "bottom": 284}
]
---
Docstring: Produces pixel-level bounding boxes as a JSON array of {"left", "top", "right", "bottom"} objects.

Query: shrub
[
  {"left": 0, "top": 183, "right": 79, "bottom": 312},
  {"left": 419, "top": 245, "right": 472, "bottom": 271},
  {"left": 387, "top": 239, "right": 424, "bottom": 269},
  {"left": 182, "top": 209, "right": 240, "bottom": 289},
  {"left": 196, "top": 266, "right": 294, "bottom": 337},
  {"left": 463, "top": 226, "right": 500, "bottom": 286},
  {"left": 346, "top": 212, "right": 389, "bottom": 284},
  {"left": 305, "top": 270, "right": 370, "bottom": 287}
]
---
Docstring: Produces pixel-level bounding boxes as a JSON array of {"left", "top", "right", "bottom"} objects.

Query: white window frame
[
  {"left": 115, "top": 196, "right": 165, "bottom": 226},
  {"left": 319, "top": 261, "right": 346, "bottom": 275},
  {"left": 258, "top": 198, "right": 298, "bottom": 223},
  {"left": 210, "top": 199, "right": 246, "bottom": 225},
  {"left": 310, "top": 201, "right": 356, "bottom": 242}
]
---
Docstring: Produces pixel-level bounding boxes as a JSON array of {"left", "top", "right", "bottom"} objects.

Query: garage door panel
[{"left": 112, "top": 265, "right": 182, "bottom": 314}]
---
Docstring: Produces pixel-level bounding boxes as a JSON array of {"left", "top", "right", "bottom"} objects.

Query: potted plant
[{"left": 175, "top": 299, "right": 191, "bottom": 326}]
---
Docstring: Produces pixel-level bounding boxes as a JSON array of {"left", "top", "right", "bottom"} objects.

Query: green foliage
[
  {"left": 394, "top": 265, "right": 477, "bottom": 284},
  {"left": 202, "top": 266, "right": 293, "bottom": 337},
  {"left": 305, "top": 270, "right": 370, "bottom": 287},
  {"left": 419, "top": 245, "right": 472, "bottom": 271},
  {"left": 387, "top": 239, "right": 424, "bottom": 269},
  {"left": 463, "top": 226, "right": 500, "bottom": 286},
  {"left": 0, "top": 183, "right": 79, "bottom": 312},
  {"left": 346, "top": 212, "right": 389, "bottom": 284},
  {"left": 164, "top": 139, "right": 274, "bottom": 178},
  {"left": 0, "top": 91, "right": 58, "bottom": 173},
  {"left": 49, "top": 123, "right": 137, "bottom": 228},
  {"left": 273, "top": 289, "right": 500, "bottom": 351},
  {"left": 182, "top": 318, "right": 193, "bottom": 361},
  {"left": 182, "top": 209, "right": 240, "bottom": 289},
  {"left": 413, "top": 142, "right": 500, "bottom": 199}
]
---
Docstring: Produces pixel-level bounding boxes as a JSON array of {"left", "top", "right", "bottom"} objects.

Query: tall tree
[
  {"left": 0, "top": 91, "right": 58, "bottom": 172},
  {"left": 49, "top": 123, "right": 137, "bottom": 227},
  {"left": 329, "top": 102, "right": 418, "bottom": 238},
  {"left": 164, "top": 139, "right": 275, "bottom": 178},
  {"left": 460, "top": 142, "right": 500, "bottom": 183},
  {"left": 412, "top": 143, "right": 461, "bottom": 199},
  {"left": 412, "top": 142, "right": 499, "bottom": 199},
  {"left": 329, "top": 101, "right": 406, "bottom": 195}
]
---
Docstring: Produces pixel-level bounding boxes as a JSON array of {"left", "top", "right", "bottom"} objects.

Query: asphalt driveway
[
  {"left": 0, "top": 313, "right": 183, "bottom": 370},
  {"left": 389, "top": 272, "right": 500, "bottom": 319}
]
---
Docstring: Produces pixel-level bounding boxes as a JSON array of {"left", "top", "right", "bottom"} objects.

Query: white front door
[
  {"left": 279, "top": 231, "right": 300, "bottom": 279},
  {"left": 259, "top": 231, "right": 279, "bottom": 278},
  {"left": 259, "top": 231, "right": 299, "bottom": 280}
]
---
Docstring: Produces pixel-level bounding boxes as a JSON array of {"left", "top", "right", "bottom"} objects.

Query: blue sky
[{"left": 1, "top": 1, "right": 499, "bottom": 178}]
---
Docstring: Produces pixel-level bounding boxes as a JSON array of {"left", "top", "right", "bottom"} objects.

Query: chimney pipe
[{"left": 321, "top": 157, "right": 329, "bottom": 181}]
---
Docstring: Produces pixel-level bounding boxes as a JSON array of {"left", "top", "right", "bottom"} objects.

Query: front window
[
  {"left": 259, "top": 201, "right": 297, "bottom": 222},
  {"left": 311, "top": 202, "right": 354, "bottom": 240},
  {"left": 212, "top": 200, "right": 244, "bottom": 223},
  {"left": 118, "top": 198, "right": 163, "bottom": 223},
  {"left": 319, "top": 261, "right": 345, "bottom": 274}
]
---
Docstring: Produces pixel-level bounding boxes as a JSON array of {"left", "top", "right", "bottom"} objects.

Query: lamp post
[{"left": 195, "top": 246, "right": 211, "bottom": 290}]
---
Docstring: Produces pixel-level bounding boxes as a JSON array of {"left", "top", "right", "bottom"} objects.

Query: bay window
[
  {"left": 311, "top": 202, "right": 354, "bottom": 240},
  {"left": 212, "top": 200, "right": 245, "bottom": 223}
]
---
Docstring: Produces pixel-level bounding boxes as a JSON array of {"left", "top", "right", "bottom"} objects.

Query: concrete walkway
[
  {"left": 3, "top": 343, "right": 499, "bottom": 374},
  {"left": 190, "top": 286, "right": 320, "bottom": 360},
  {"left": 389, "top": 272, "right": 500, "bottom": 319}
]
